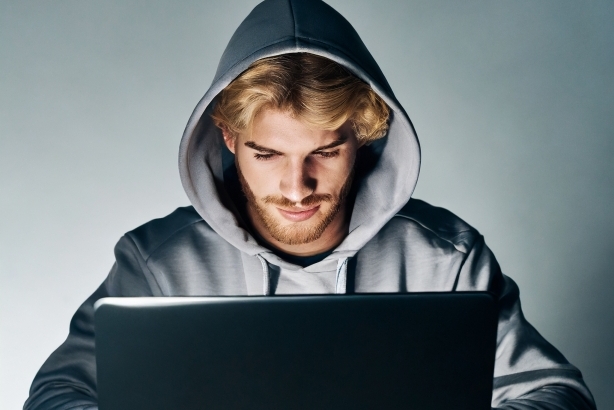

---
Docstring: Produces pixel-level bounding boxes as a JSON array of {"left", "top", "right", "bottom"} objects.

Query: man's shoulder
[
  {"left": 122, "top": 206, "right": 207, "bottom": 259},
  {"left": 390, "top": 198, "right": 479, "bottom": 254}
]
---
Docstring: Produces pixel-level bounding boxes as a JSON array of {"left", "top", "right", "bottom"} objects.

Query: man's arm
[
  {"left": 24, "top": 235, "right": 155, "bottom": 410},
  {"left": 456, "top": 236, "right": 596, "bottom": 410}
]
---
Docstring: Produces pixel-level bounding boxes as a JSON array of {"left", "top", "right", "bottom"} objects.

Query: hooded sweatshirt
[{"left": 25, "top": 1, "right": 596, "bottom": 409}]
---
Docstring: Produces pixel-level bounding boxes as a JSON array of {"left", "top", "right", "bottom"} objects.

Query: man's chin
[
  {"left": 258, "top": 208, "right": 331, "bottom": 245},
  {"left": 272, "top": 230, "right": 322, "bottom": 246}
]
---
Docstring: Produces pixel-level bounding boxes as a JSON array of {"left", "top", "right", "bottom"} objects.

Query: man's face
[{"left": 223, "top": 108, "right": 359, "bottom": 253}]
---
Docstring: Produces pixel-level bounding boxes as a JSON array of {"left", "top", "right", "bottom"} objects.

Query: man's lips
[{"left": 276, "top": 205, "right": 320, "bottom": 222}]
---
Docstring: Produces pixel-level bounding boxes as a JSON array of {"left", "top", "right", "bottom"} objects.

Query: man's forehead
[{"left": 241, "top": 109, "right": 353, "bottom": 149}]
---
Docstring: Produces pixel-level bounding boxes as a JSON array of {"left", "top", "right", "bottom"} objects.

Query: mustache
[{"left": 261, "top": 193, "right": 333, "bottom": 208}]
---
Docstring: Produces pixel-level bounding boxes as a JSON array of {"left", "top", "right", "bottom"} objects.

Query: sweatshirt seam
[
  {"left": 124, "top": 233, "right": 165, "bottom": 295},
  {"left": 451, "top": 234, "right": 481, "bottom": 291},
  {"left": 492, "top": 369, "right": 591, "bottom": 408},
  {"left": 129, "top": 218, "right": 204, "bottom": 261},
  {"left": 493, "top": 368, "right": 583, "bottom": 383},
  {"left": 392, "top": 214, "right": 473, "bottom": 254},
  {"left": 25, "top": 382, "right": 96, "bottom": 410},
  {"left": 288, "top": 0, "right": 297, "bottom": 45}
]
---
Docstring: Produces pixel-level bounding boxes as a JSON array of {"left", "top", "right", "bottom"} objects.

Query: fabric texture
[{"left": 25, "top": 0, "right": 596, "bottom": 409}]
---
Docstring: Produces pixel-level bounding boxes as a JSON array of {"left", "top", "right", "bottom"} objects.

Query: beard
[{"left": 236, "top": 163, "right": 354, "bottom": 246}]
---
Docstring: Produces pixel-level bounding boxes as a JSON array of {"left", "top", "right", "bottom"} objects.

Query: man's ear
[{"left": 220, "top": 126, "right": 236, "bottom": 154}]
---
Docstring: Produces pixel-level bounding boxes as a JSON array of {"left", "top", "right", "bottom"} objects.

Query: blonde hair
[{"left": 211, "top": 53, "right": 390, "bottom": 144}]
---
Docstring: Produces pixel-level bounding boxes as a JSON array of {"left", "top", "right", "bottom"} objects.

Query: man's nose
[{"left": 279, "top": 159, "right": 316, "bottom": 204}]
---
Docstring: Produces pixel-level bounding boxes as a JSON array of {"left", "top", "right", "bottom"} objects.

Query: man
[{"left": 25, "top": 0, "right": 596, "bottom": 409}]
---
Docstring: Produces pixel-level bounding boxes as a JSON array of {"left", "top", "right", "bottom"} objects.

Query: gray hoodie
[{"left": 25, "top": 0, "right": 596, "bottom": 409}]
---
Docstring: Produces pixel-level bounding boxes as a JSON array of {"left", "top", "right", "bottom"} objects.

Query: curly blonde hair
[{"left": 211, "top": 53, "right": 389, "bottom": 144}]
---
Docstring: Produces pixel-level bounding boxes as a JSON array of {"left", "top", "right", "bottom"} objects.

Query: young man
[{"left": 25, "top": 0, "right": 596, "bottom": 409}]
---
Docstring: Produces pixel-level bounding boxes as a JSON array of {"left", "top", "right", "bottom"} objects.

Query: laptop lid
[{"left": 95, "top": 293, "right": 497, "bottom": 410}]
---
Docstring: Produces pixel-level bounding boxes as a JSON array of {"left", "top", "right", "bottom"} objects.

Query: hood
[{"left": 178, "top": 0, "right": 420, "bottom": 260}]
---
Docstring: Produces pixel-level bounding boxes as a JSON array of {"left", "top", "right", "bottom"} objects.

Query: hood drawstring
[
  {"left": 257, "top": 255, "right": 349, "bottom": 296},
  {"left": 336, "top": 258, "right": 349, "bottom": 294},
  {"left": 256, "top": 255, "right": 271, "bottom": 296}
]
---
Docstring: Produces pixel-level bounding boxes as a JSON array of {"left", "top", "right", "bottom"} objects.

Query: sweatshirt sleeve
[
  {"left": 455, "top": 235, "right": 597, "bottom": 410},
  {"left": 23, "top": 234, "right": 157, "bottom": 410}
]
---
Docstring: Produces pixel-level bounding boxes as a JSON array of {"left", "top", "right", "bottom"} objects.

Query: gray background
[{"left": 1, "top": 0, "right": 612, "bottom": 408}]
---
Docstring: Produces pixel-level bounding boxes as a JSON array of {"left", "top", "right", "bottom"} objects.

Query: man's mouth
[{"left": 276, "top": 205, "right": 320, "bottom": 222}]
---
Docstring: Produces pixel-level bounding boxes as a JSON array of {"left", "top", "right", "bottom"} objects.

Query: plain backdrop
[{"left": 1, "top": 1, "right": 613, "bottom": 409}]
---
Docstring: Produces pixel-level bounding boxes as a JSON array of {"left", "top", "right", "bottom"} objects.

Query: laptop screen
[{"left": 95, "top": 293, "right": 497, "bottom": 410}]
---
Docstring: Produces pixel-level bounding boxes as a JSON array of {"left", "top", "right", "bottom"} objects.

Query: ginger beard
[{"left": 236, "top": 161, "right": 354, "bottom": 246}]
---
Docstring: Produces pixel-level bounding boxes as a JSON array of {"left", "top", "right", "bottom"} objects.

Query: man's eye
[
  {"left": 314, "top": 150, "right": 339, "bottom": 158},
  {"left": 254, "top": 153, "right": 276, "bottom": 160}
]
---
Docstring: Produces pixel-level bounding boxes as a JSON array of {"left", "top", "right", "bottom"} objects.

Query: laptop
[{"left": 94, "top": 293, "right": 497, "bottom": 410}]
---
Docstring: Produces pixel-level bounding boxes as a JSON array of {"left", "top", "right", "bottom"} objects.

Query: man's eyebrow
[
  {"left": 244, "top": 137, "right": 348, "bottom": 154},
  {"left": 312, "top": 137, "right": 348, "bottom": 152},
  {"left": 244, "top": 141, "right": 283, "bottom": 155}
]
